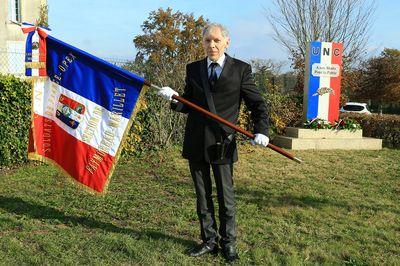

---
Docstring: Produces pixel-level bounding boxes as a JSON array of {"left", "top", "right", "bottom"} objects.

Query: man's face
[{"left": 202, "top": 27, "right": 230, "bottom": 61}]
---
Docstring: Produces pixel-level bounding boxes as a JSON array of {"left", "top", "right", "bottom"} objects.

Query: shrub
[
  {"left": 0, "top": 74, "right": 151, "bottom": 166},
  {"left": 263, "top": 91, "right": 302, "bottom": 137},
  {"left": 341, "top": 113, "right": 400, "bottom": 148},
  {"left": 0, "top": 75, "right": 32, "bottom": 167}
]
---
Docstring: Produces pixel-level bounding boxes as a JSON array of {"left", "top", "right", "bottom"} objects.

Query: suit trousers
[{"left": 189, "top": 160, "right": 237, "bottom": 248}]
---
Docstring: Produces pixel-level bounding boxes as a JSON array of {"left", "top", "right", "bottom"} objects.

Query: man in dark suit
[{"left": 158, "top": 23, "right": 269, "bottom": 262}]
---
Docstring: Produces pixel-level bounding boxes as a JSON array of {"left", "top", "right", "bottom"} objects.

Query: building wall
[{"left": 0, "top": 0, "right": 46, "bottom": 75}]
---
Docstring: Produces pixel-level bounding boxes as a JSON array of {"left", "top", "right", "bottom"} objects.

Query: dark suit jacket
[{"left": 171, "top": 54, "right": 269, "bottom": 164}]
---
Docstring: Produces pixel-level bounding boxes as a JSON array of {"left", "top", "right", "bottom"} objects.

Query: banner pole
[{"left": 145, "top": 81, "right": 303, "bottom": 164}]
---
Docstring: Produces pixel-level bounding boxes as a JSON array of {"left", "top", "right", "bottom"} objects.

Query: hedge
[
  {"left": 341, "top": 113, "right": 400, "bottom": 148},
  {"left": 0, "top": 74, "right": 145, "bottom": 167},
  {"left": 0, "top": 74, "right": 32, "bottom": 167}
]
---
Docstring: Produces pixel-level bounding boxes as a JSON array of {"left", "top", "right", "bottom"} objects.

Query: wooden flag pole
[{"left": 145, "top": 81, "right": 303, "bottom": 164}]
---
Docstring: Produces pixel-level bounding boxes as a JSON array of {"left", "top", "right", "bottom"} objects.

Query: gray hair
[{"left": 202, "top": 23, "right": 230, "bottom": 39}]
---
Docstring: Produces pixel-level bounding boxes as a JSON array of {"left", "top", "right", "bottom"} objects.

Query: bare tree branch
[{"left": 267, "top": 0, "right": 376, "bottom": 66}]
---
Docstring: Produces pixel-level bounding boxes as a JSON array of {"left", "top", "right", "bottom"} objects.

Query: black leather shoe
[
  {"left": 189, "top": 243, "right": 218, "bottom": 257},
  {"left": 222, "top": 246, "right": 239, "bottom": 263}
]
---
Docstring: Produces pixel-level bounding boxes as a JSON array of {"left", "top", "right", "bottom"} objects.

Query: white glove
[
  {"left": 157, "top": 86, "right": 178, "bottom": 101},
  {"left": 251, "top": 133, "right": 269, "bottom": 147}
]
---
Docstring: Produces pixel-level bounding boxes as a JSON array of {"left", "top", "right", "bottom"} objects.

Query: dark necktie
[{"left": 209, "top": 62, "right": 218, "bottom": 90}]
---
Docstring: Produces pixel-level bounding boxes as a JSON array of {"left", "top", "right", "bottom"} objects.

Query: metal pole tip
[{"left": 293, "top": 157, "right": 303, "bottom": 164}]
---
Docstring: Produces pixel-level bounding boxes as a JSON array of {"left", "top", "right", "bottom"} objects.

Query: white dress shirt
[{"left": 207, "top": 53, "right": 226, "bottom": 79}]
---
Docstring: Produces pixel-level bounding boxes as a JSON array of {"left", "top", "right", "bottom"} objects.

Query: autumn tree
[
  {"left": 251, "top": 59, "right": 285, "bottom": 92},
  {"left": 128, "top": 8, "right": 207, "bottom": 149},
  {"left": 340, "top": 67, "right": 363, "bottom": 104},
  {"left": 356, "top": 48, "right": 400, "bottom": 105}
]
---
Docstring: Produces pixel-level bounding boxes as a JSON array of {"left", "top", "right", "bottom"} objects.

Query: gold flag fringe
[
  {"left": 25, "top": 62, "right": 46, "bottom": 68},
  {"left": 28, "top": 152, "right": 101, "bottom": 195},
  {"left": 102, "top": 84, "right": 149, "bottom": 193},
  {"left": 26, "top": 76, "right": 48, "bottom": 82},
  {"left": 28, "top": 82, "right": 149, "bottom": 195}
]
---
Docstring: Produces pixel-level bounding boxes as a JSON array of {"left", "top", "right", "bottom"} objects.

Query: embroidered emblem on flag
[{"left": 56, "top": 94, "right": 85, "bottom": 129}]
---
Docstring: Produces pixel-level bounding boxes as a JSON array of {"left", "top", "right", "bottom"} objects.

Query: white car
[{"left": 340, "top": 102, "right": 371, "bottom": 114}]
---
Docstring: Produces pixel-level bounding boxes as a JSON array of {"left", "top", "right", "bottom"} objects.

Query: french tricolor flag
[
  {"left": 23, "top": 26, "right": 145, "bottom": 193},
  {"left": 304, "top": 41, "right": 343, "bottom": 123},
  {"left": 22, "top": 22, "right": 51, "bottom": 76}
]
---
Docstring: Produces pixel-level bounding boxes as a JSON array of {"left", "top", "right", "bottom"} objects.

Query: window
[
  {"left": 8, "top": 0, "right": 22, "bottom": 23},
  {"left": 343, "top": 105, "right": 364, "bottom": 112}
]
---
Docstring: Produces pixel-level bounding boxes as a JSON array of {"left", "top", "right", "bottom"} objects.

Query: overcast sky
[{"left": 47, "top": 0, "right": 400, "bottom": 68}]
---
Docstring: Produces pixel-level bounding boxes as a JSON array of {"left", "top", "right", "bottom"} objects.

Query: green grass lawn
[{"left": 0, "top": 145, "right": 399, "bottom": 265}]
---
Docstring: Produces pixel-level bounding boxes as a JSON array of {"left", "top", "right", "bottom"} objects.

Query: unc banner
[
  {"left": 303, "top": 41, "right": 343, "bottom": 123},
  {"left": 24, "top": 26, "right": 145, "bottom": 193}
]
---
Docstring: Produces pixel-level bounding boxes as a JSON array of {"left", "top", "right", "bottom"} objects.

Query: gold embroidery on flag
[{"left": 25, "top": 62, "right": 46, "bottom": 69}]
